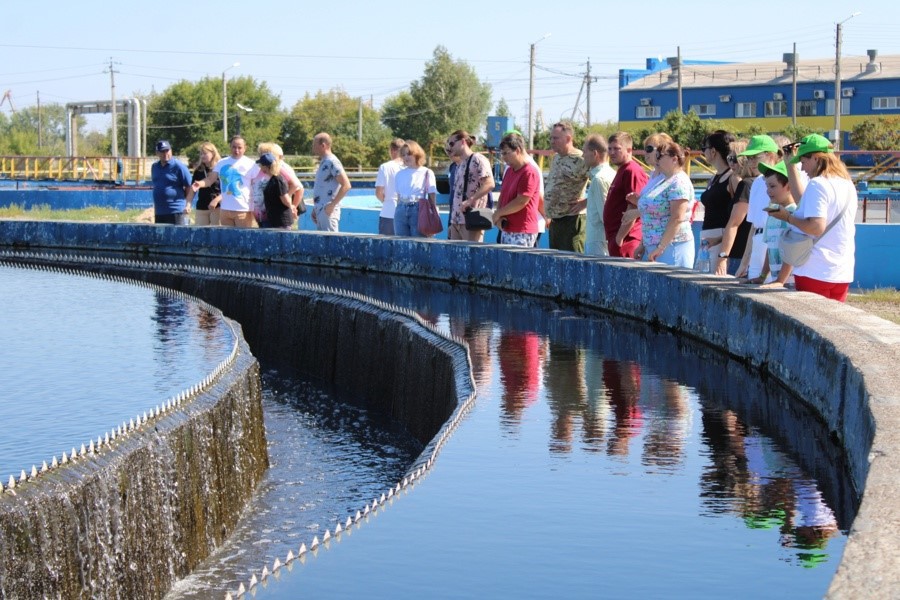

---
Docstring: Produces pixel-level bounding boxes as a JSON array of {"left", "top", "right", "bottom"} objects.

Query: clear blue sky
[{"left": 1, "top": 0, "right": 896, "bottom": 136}]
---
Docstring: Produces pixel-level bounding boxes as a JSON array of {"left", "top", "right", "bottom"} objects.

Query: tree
[
  {"left": 281, "top": 88, "right": 392, "bottom": 168},
  {"left": 147, "top": 76, "right": 284, "bottom": 154},
  {"left": 0, "top": 104, "right": 71, "bottom": 155},
  {"left": 782, "top": 123, "right": 816, "bottom": 145},
  {"left": 850, "top": 117, "right": 900, "bottom": 152},
  {"left": 382, "top": 46, "right": 492, "bottom": 147},
  {"left": 632, "top": 110, "right": 726, "bottom": 151},
  {"left": 495, "top": 98, "right": 511, "bottom": 117}
]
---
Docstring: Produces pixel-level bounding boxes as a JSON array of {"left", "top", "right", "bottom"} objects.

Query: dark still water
[
  {"left": 0, "top": 265, "right": 235, "bottom": 476},
  {"left": 191, "top": 263, "right": 854, "bottom": 600}
]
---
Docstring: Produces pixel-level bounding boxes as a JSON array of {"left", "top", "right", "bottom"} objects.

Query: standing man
[
  {"left": 604, "top": 132, "right": 648, "bottom": 257},
  {"left": 192, "top": 135, "right": 259, "bottom": 228},
  {"left": 311, "top": 132, "right": 352, "bottom": 232},
  {"left": 492, "top": 132, "right": 541, "bottom": 247},
  {"left": 375, "top": 138, "right": 405, "bottom": 235},
  {"left": 448, "top": 130, "right": 495, "bottom": 242},
  {"left": 151, "top": 140, "right": 192, "bottom": 225},
  {"left": 582, "top": 134, "right": 616, "bottom": 256},
  {"left": 544, "top": 122, "right": 589, "bottom": 252}
]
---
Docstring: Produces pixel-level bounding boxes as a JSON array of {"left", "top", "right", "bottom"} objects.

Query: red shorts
[
  {"left": 608, "top": 236, "right": 641, "bottom": 258},
  {"left": 794, "top": 276, "right": 850, "bottom": 302}
]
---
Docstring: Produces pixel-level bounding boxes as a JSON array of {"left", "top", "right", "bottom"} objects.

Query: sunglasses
[
  {"left": 644, "top": 145, "right": 656, "bottom": 154},
  {"left": 727, "top": 155, "right": 739, "bottom": 163}
]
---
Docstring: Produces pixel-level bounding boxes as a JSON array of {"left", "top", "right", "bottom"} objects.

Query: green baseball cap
[
  {"left": 758, "top": 160, "right": 788, "bottom": 179},
  {"left": 503, "top": 129, "right": 523, "bottom": 137},
  {"left": 790, "top": 134, "right": 834, "bottom": 163},
  {"left": 739, "top": 135, "right": 779, "bottom": 156}
]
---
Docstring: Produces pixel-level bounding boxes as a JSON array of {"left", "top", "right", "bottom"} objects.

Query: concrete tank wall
[{"left": 1, "top": 222, "right": 899, "bottom": 599}]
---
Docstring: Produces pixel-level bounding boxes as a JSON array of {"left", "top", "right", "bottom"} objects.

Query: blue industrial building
[{"left": 619, "top": 51, "right": 900, "bottom": 147}]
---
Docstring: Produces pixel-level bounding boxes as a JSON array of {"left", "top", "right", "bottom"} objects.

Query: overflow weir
[{"left": 1, "top": 221, "right": 899, "bottom": 598}]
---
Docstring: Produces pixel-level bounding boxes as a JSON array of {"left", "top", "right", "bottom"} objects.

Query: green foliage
[
  {"left": 0, "top": 104, "right": 72, "bottom": 155},
  {"left": 494, "top": 98, "right": 511, "bottom": 117},
  {"left": 0, "top": 203, "right": 143, "bottom": 222},
  {"left": 782, "top": 123, "right": 816, "bottom": 144},
  {"left": 631, "top": 110, "right": 725, "bottom": 151},
  {"left": 281, "top": 88, "right": 392, "bottom": 168},
  {"left": 147, "top": 76, "right": 284, "bottom": 154},
  {"left": 382, "top": 46, "right": 492, "bottom": 147},
  {"left": 850, "top": 117, "right": 900, "bottom": 151}
]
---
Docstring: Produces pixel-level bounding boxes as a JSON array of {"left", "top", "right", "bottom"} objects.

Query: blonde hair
[
  {"left": 198, "top": 142, "right": 221, "bottom": 168},
  {"left": 807, "top": 152, "right": 852, "bottom": 180},
  {"left": 258, "top": 142, "right": 285, "bottom": 159},
  {"left": 260, "top": 157, "right": 283, "bottom": 177},
  {"left": 401, "top": 140, "right": 427, "bottom": 167}
]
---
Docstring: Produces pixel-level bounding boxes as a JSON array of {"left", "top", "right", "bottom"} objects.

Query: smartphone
[
  {"left": 763, "top": 203, "right": 781, "bottom": 212},
  {"left": 782, "top": 142, "right": 800, "bottom": 153}
]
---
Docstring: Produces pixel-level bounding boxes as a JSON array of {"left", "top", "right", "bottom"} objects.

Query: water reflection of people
[
  {"left": 701, "top": 407, "right": 840, "bottom": 567},
  {"left": 449, "top": 317, "right": 494, "bottom": 392},
  {"left": 543, "top": 342, "right": 600, "bottom": 454},
  {"left": 602, "top": 359, "right": 643, "bottom": 457},
  {"left": 498, "top": 329, "right": 545, "bottom": 429},
  {"left": 640, "top": 376, "right": 690, "bottom": 471}
]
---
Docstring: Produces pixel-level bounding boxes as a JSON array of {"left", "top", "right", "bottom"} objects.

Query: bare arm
[
  {"left": 648, "top": 199, "right": 690, "bottom": 261},
  {"left": 375, "top": 186, "right": 385, "bottom": 202},
  {"left": 715, "top": 201, "right": 749, "bottom": 275},
  {"left": 324, "top": 171, "right": 352, "bottom": 216}
]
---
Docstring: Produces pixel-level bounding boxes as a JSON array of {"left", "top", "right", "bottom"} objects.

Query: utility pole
[
  {"left": 677, "top": 47, "right": 683, "bottom": 114},
  {"left": 834, "top": 12, "right": 861, "bottom": 150},
  {"left": 586, "top": 59, "right": 592, "bottom": 127},
  {"left": 791, "top": 43, "right": 798, "bottom": 126},
  {"left": 37, "top": 91, "right": 42, "bottom": 149},
  {"left": 107, "top": 58, "right": 119, "bottom": 156},
  {"left": 528, "top": 33, "right": 551, "bottom": 151}
]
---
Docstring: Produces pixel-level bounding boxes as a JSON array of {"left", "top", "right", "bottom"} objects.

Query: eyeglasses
[
  {"left": 644, "top": 145, "right": 656, "bottom": 154},
  {"left": 726, "top": 155, "right": 738, "bottom": 163}
]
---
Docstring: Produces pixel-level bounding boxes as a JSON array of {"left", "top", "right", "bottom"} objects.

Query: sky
[{"left": 1, "top": 0, "right": 897, "bottom": 138}]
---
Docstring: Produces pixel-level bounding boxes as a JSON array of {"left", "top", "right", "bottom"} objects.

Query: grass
[{"left": 0, "top": 204, "right": 145, "bottom": 223}]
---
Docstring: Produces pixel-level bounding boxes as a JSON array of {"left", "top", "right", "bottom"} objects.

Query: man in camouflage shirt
[{"left": 545, "top": 122, "right": 590, "bottom": 252}]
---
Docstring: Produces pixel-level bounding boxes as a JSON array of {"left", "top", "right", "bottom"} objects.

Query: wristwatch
[{"left": 717, "top": 252, "right": 729, "bottom": 258}]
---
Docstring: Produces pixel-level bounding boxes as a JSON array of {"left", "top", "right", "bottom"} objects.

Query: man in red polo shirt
[{"left": 604, "top": 132, "right": 648, "bottom": 257}]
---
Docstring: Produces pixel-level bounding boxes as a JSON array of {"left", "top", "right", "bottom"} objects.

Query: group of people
[
  {"left": 150, "top": 132, "right": 350, "bottom": 232},
  {"left": 484, "top": 124, "right": 856, "bottom": 303},
  {"left": 151, "top": 122, "right": 857, "bottom": 303}
]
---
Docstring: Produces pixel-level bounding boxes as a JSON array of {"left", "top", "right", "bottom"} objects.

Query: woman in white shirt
[
  {"left": 393, "top": 140, "right": 438, "bottom": 237},
  {"left": 768, "top": 134, "right": 857, "bottom": 302}
]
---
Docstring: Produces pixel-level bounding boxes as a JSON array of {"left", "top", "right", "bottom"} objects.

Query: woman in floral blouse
[{"left": 637, "top": 141, "right": 696, "bottom": 268}]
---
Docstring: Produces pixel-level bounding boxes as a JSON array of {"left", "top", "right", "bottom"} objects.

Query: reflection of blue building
[{"left": 619, "top": 51, "right": 900, "bottom": 147}]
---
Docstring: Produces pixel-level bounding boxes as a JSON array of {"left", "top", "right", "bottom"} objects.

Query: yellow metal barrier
[{"left": 0, "top": 156, "right": 148, "bottom": 183}]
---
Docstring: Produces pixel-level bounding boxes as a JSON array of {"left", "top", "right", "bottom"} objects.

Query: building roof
[{"left": 621, "top": 54, "right": 900, "bottom": 91}]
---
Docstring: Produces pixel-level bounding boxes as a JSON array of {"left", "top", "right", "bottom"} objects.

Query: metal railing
[{"left": 0, "top": 156, "right": 151, "bottom": 184}]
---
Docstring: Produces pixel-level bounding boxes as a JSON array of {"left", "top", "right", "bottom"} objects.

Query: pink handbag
[{"left": 417, "top": 171, "right": 443, "bottom": 237}]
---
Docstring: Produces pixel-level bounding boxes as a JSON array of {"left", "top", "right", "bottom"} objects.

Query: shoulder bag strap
[
  {"left": 811, "top": 179, "right": 854, "bottom": 244},
  {"left": 461, "top": 155, "right": 474, "bottom": 201}
]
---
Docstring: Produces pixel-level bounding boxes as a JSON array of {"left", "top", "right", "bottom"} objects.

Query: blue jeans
[
  {"left": 394, "top": 201, "right": 420, "bottom": 237},
  {"left": 647, "top": 239, "right": 695, "bottom": 269}
]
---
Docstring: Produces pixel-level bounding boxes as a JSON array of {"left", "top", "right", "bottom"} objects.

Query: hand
[
  {"left": 760, "top": 281, "right": 785, "bottom": 289},
  {"left": 647, "top": 246, "right": 663, "bottom": 262},
  {"left": 184, "top": 204, "right": 191, "bottom": 214},
  {"left": 735, "top": 264, "right": 748, "bottom": 278},
  {"left": 492, "top": 211, "right": 504, "bottom": 227},
  {"left": 625, "top": 192, "right": 639, "bottom": 205},
  {"left": 768, "top": 206, "right": 790, "bottom": 222},
  {"left": 324, "top": 202, "right": 336, "bottom": 217},
  {"left": 460, "top": 200, "right": 471, "bottom": 212},
  {"left": 191, "top": 181, "right": 202, "bottom": 192},
  {"left": 714, "top": 258, "right": 728, "bottom": 276}
]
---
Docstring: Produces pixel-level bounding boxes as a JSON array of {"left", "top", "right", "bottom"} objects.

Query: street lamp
[
  {"left": 833, "top": 12, "right": 860, "bottom": 150},
  {"left": 222, "top": 62, "right": 240, "bottom": 142},
  {"left": 235, "top": 103, "right": 253, "bottom": 136},
  {"left": 528, "top": 33, "right": 551, "bottom": 151}
]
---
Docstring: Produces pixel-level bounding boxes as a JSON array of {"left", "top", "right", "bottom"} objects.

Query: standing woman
[
  {"left": 393, "top": 140, "right": 438, "bottom": 237},
  {"left": 638, "top": 141, "right": 695, "bottom": 268},
  {"left": 698, "top": 130, "right": 740, "bottom": 273},
  {"left": 715, "top": 139, "right": 753, "bottom": 275},
  {"left": 768, "top": 134, "right": 857, "bottom": 302},
  {"left": 191, "top": 142, "right": 222, "bottom": 226},
  {"left": 255, "top": 152, "right": 297, "bottom": 230}
]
